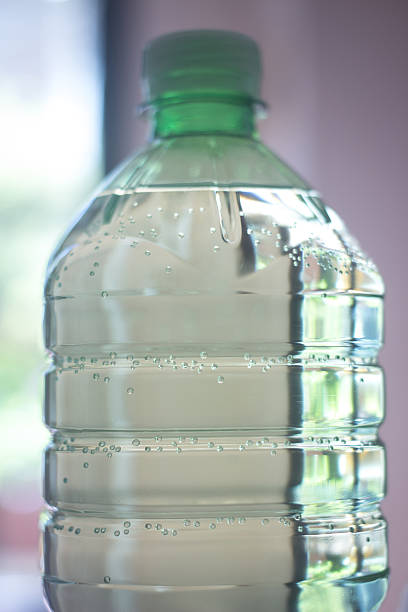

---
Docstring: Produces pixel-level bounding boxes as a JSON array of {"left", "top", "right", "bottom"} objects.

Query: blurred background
[{"left": 1, "top": 0, "right": 407, "bottom": 610}]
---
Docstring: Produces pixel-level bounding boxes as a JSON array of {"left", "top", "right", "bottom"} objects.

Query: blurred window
[{"left": 0, "top": 1, "right": 104, "bottom": 610}]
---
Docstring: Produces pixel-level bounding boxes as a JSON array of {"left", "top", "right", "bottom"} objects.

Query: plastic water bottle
[{"left": 42, "top": 30, "right": 387, "bottom": 611}]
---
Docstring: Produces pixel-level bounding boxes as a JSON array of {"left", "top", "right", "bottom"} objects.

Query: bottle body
[{"left": 42, "top": 131, "right": 386, "bottom": 611}]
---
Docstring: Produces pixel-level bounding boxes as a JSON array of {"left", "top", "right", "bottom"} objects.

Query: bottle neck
[{"left": 150, "top": 98, "right": 257, "bottom": 139}]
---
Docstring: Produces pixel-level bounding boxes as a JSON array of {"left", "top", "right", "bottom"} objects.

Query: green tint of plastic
[{"left": 152, "top": 100, "right": 256, "bottom": 138}]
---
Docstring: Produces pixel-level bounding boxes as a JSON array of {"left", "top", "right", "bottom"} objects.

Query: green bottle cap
[{"left": 142, "top": 29, "right": 262, "bottom": 106}]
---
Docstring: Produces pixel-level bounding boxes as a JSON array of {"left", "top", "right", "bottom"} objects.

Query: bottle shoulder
[
  {"left": 44, "top": 135, "right": 384, "bottom": 299},
  {"left": 103, "top": 135, "right": 312, "bottom": 191}
]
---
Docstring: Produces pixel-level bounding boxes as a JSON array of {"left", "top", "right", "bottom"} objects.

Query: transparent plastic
[{"left": 42, "top": 47, "right": 387, "bottom": 612}]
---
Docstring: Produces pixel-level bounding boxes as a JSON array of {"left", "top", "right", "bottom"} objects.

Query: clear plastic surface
[{"left": 42, "top": 131, "right": 386, "bottom": 611}]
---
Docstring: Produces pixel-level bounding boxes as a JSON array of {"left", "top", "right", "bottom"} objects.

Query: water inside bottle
[{"left": 43, "top": 186, "right": 387, "bottom": 611}]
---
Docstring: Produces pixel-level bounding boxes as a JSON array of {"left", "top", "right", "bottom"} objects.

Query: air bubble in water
[
  {"left": 217, "top": 376, "right": 224, "bottom": 384},
  {"left": 127, "top": 387, "right": 134, "bottom": 395}
]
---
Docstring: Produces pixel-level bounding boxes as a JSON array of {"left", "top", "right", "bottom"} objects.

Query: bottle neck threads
[{"left": 150, "top": 97, "right": 257, "bottom": 139}]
